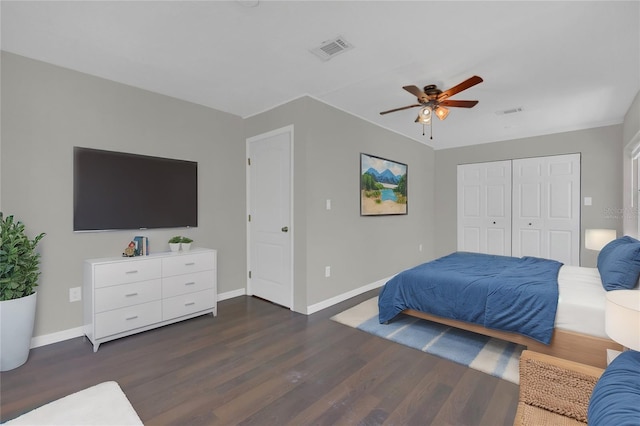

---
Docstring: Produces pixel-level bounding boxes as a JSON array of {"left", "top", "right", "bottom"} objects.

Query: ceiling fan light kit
[
  {"left": 380, "top": 75, "right": 483, "bottom": 139},
  {"left": 434, "top": 105, "right": 449, "bottom": 120},
  {"left": 418, "top": 106, "right": 432, "bottom": 123}
]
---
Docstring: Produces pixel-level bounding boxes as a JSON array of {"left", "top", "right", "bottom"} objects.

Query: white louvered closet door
[
  {"left": 511, "top": 153, "right": 580, "bottom": 265},
  {"left": 457, "top": 160, "right": 512, "bottom": 256}
]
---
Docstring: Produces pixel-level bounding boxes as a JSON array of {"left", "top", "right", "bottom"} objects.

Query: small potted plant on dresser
[
  {"left": 0, "top": 212, "right": 45, "bottom": 371},
  {"left": 168, "top": 236, "right": 182, "bottom": 252},
  {"left": 180, "top": 237, "right": 193, "bottom": 252}
]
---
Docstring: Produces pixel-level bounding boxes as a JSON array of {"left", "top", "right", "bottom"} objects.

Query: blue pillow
[
  {"left": 588, "top": 350, "right": 640, "bottom": 425},
  {"left": 597, "top": 236, "right": 639, "bottom": 270},
  {"left": 598, "top": 239, "right": 640, "bottom": 291}
]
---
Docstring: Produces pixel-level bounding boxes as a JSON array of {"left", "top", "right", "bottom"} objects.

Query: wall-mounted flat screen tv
[{"left": 74, "top": 147, "right": 198, "bottom": 231}]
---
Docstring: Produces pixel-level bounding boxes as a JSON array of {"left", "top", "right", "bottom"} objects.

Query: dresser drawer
[
  {"left": 94, "top": 258, "right": 162, "bottom": 288},
  {"left": 94, "top": 280, "right": 161, "bottom": 313},
  {"left": 95, "top": 301, "right": 162, "bottom": 339},
  {"left": 162, "top": 252, "right": 215, "bottom": 277},
  {"left": 162, "top": 289, "right": 215, "bottom": 320},
  {"left": 162, "top": 270, "right": 214, "bottom": 298}
]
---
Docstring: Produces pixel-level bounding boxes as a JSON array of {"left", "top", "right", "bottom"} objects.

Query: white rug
[
  {"left": 5, "top": 381, "right": 143, "bottom": 425},
  {"left": 332, "top": 297, "right": 524, "bottom": 384}
]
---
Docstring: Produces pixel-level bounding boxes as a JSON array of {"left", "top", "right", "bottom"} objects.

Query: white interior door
[
  {"left": 247, "top": 126, "right": 293, "bottom": 308},
  {"left": 457, "top": 160, "right": 512, "bottom": 255},
  {"left": 512, "top": 153, "right": 580, "bottom": 265}
]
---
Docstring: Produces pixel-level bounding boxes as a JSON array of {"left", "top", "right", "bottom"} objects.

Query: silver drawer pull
[
  {"left": 184, "top": 262, "right": 196, "bottom": 266},
  {"left": 185, "top": 302, "right": 195, "bottom": 306},
  {"left": 125, "top": 270, "right": 139, "bottom": 275},
  {"left": 184, "top": 282, "right": 196, "bottom": 286},
  {"left": 125, "top": 293, "right": 139, "bottom": 297},
  {"left": 125, "top": 315, "right": 139, "bottom": 321}
]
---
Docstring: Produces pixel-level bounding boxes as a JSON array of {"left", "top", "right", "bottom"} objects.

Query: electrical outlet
[
  {"left": 69, "top": 287, "right": 82, "bottom": 302},
  {"left": 325, "top": 266, "right": 331, "bottom": 278}
]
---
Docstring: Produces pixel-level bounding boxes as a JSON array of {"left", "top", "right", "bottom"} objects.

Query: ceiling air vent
[
  {"left": 495, "top": 107, "right": 524, "bottom": 116},
  {"left": 310, "top": 36, "right": 354, "bottom": 61}
]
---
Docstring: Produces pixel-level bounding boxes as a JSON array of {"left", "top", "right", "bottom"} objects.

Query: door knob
[{"left": 281, "top": 226, "right": 288, "bottom": 232}]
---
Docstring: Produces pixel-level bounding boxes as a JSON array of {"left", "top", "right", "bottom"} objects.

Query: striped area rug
[{"left": 331, "top": 297, "right": 524, "bottom": 384}]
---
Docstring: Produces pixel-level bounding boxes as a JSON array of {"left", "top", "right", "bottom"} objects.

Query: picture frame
[{"left": 360, "top": 153, "right": 407, "bottom": 216}]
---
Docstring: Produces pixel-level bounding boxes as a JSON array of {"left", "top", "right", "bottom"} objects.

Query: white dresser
[{"left": 84, "top": 248, "right": 216, "bottom": 352}]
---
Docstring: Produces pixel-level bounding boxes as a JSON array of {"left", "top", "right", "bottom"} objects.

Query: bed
[{"left": 377, "top": 240, "right": 640, "bottom": 369}]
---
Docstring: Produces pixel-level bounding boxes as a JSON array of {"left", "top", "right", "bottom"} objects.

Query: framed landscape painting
[{"left": 360, "top": 153, "right": 407, "bottom": 216}]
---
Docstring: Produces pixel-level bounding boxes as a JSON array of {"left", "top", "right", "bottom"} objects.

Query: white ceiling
[{"left": 2, "top": 1, "right": 639, "bottom": 149}]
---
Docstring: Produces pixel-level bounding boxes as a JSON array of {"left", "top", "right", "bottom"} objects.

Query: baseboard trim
[
  {"left": 31, "top": 326, "right": 85, "bottom": 349},
  {"left": 218, "top": 288, "right": 246, "bottom": 301},
  {"left": 30, "top": 282, "right": 388, "bottom": 348},
  {"left": 304, "top": 276, "right": 393, "bottom": 315},
  {"left": 31, "top": 289, "right": 248, "bottom": 349}
]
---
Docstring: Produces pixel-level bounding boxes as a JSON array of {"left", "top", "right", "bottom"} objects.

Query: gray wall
[
  {"left": 434, "top": 125, "right": 624, "bottom": 267},
  {"left": 1, "top": 52, "right": 246, "bottom": 336},
  {"left": 1, "top": 49, "right": 634, "bottom": 340},
  {"left": 1, "top": 52, "right": 435, "bottom": 337},
  {"left": 245, "top": 97, "right": 435, "bottom": 311}
]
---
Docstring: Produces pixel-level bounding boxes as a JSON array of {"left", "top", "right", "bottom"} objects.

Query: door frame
[{"left": 245, "top": 125, "right": 295, "bottom": 308}]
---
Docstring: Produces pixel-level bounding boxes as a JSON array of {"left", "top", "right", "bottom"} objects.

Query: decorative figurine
[{"left": 123, "top": 241, "right": 136, "bottom": 257}]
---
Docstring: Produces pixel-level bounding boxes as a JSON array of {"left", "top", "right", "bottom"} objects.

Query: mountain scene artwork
[{"left": 360, "top": 153, "right": 407, "bottom": 216}]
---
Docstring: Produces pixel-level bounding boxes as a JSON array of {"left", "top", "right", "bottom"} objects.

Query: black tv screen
[{"left": 74, "top": 147, "right": 198, "bottom": 231}]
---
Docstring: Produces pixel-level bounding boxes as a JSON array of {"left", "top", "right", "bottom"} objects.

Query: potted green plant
[
  {"left": 180, "top": 237, "right": 193, "bottom": 252},
  {"left": 168, "top": 236, "right": 182, "bottom": 252},
  {"left": 0, "top": 212, "right": 45, "bottom": 371}
]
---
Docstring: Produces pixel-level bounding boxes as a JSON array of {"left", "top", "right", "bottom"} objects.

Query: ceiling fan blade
[
  {"left": 403, "top": 85, "right": 428, "bottom": 102},
  {"left": 437, "top": 75, "right": 483, "bottom": 101},
  {"left": 439, "top": 100, "right": 479, "bottom": 108},
  {"left": 379, "top": 104, "right": 421, "bottom": 115}
]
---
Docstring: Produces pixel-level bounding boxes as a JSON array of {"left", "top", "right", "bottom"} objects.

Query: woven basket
[{"left": 519, "top": 357, "right": 599, "bottom": 423}]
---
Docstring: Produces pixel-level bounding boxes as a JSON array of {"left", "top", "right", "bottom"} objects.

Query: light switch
[
  {"left": 584, "top": 197, "right": 592, "bottom": 206},
  {"left": 326, "top": 199, "right": 331, "bottom": 210}
]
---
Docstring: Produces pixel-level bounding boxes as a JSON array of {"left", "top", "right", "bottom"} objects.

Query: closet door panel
[
  {"left": 512, "top": 154, "right": 580, "bottom": 265},
  {"left": 487, "top": 228, "right": 507, "bottom": 254},
  {"left": 518, "top": 183, "right": 542, "bottom": 218},
  {"left": 549, "top": 181, "right": 573, "bottom": 218},
  {"left": 519, "top": 228, "right": 542, "bottom": 257},
  {"left": 463, "top": 185, "right": 482, "bottom": 217},
  {"left": 462, "top": 227, "right": 481, "bottom": 253},
  {"left": 486, "top": 185, "right": 506, "bottom": 217},
  {"left": 457, "top": 161, "right": 512, "bottom": 256},
  {"left": 548, "top": 230, "right": 573, "bottom": 263}
]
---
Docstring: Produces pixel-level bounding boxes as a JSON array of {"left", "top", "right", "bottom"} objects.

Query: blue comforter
[{"left": 378, "top": 252, "right": 562, "bottom": 344}]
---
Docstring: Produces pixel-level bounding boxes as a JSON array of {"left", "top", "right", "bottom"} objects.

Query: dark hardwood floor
[{"left": 0, "top": 290, "right": 518, "bottom": 425}]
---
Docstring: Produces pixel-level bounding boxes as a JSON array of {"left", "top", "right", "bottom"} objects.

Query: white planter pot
[
  {"left": 169, "top": 243, "right": 181, "bottom": 252},
  {"left": 0, "top": 291, "right": 37, "bottom": 371},
  {"left": 181, "top": 243, "right": 191, "bottom": 252}
]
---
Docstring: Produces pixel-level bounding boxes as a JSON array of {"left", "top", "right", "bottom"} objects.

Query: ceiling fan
[{"left": 380, "top": 75, "right": 483, "bottom": 138}]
